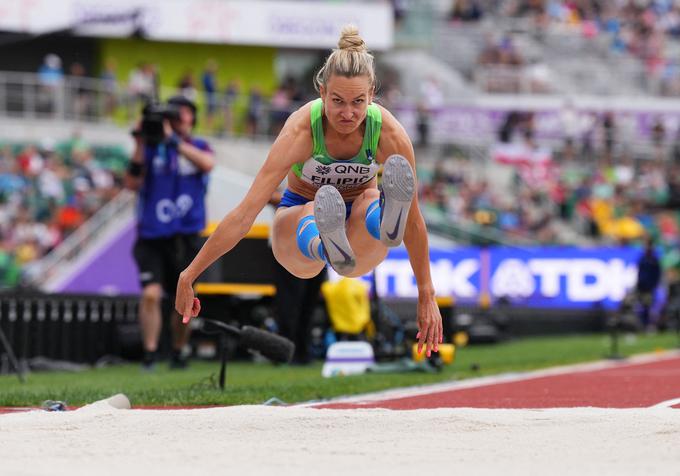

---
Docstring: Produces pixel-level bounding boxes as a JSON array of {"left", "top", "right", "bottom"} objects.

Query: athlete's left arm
[{"left": 378, "top": 108, "right": 442, "bottom": 357}]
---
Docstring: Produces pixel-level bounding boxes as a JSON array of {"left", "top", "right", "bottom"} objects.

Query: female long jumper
[{"left": 176, "top": 26, "right": 443, "bottom": 357}]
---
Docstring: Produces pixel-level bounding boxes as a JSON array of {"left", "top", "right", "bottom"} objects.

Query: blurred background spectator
[
  {"left": 636, "top": 237, "right": 662, "bottom": 330},
  {"left": 202, "top": 60, "right": 219, "bottom": 133},
  {"left": 0, "top": 135, "right": 124, "bottom": 287}
]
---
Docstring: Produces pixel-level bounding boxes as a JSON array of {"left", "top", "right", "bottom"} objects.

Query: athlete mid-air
[{"left": 176, "top": 26, "right": 443, "bottom": 357}]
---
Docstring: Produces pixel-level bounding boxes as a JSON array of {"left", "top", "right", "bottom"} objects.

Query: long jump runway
[
  {"left": 317, "top": 352, "right": 680, "bottom": 410},
  {"left": 1, "top": 353, "right": 679, "bottom": 476}
]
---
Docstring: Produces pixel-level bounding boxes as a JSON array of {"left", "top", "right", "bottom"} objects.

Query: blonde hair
[{"left": 314, "top": 25, "right": 375, "bottom": 92}]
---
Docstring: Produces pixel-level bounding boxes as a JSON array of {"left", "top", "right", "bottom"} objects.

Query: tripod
[{"left": 0, "top": 326, "right": 25, "bottom": 383}]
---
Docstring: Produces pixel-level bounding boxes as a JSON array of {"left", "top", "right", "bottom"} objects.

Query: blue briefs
[{"left": 278, "top": 189, "right": 353, "bottom": 218}]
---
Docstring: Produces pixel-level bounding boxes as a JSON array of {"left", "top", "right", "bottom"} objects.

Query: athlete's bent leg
[{"left": 272, "top": 203, "right": 327, "bottom": 279}]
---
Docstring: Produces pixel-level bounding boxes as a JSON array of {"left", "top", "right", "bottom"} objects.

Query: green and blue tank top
[{"left": 291, "top": 98, "right": 382, "bottom": 192}]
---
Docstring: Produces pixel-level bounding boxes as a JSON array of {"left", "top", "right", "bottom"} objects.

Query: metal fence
[
  {"left": 0, "top": 71, "right": 114, "bottom": 122},
  {"left": 0, "top": 70, "right": 307, "bottom": 137}
]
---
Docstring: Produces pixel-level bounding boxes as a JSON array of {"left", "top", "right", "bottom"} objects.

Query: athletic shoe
[
  {"left": 380, "top": 155, "right": 415, "bottom": 247},
  {"left": 314, "top": 185, "right": 356, "bottom": 275}
]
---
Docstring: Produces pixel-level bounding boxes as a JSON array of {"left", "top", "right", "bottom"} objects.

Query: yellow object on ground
[
  {"left": 321, "top": 278, "right": 371, "bottom": 335},
  {"left": 412, "top": 343, "right": 456, "bottom": 364}
]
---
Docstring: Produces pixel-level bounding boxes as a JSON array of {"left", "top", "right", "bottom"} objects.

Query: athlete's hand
[
  {"left": 176, "top": 272, "right": 201, "bottom": 324},
  {"left": 416, "top": 294, "right": 443, "bottom": 358}
]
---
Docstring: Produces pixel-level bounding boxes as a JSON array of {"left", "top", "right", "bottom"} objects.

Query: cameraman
[{"left": 125, "top": 96, "right": 215, "bottom": 370}]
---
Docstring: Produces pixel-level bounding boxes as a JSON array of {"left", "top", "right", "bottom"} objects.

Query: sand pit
[{"left": 1, "top": 404, "right": 679, "bottom": 475}]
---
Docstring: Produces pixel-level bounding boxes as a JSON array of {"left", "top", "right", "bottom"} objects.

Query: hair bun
[{"left": 338, "top": 25, "right": 367, "bottom": 52}]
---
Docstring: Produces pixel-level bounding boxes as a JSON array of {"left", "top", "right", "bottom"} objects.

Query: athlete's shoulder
[
  {"left": 268, "top": 100, "right": 314, "bottom": 165},
  {"left": 373, "top": 103, "right": 411, "bottom": 155},
  {"left": 280, "top": 100, "right": 315, "bottom": 136},
  {"left": 373, "top": 103, "right": 406, "bottom": 136}
]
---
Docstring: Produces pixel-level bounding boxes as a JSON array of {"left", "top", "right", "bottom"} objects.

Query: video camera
[
  {"left": 132, "top": 102, "right": 181, "bottom": 144},
  {"left": 132, "top": 96, "right": 198, "bottom": 144}
]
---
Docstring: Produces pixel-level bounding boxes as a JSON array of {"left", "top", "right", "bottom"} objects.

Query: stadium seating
[{"left": 0, "top": 138, "right": 126, "bottom": 287}]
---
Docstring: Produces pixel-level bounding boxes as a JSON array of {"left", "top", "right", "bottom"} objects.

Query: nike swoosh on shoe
[
  {"left": 386, "top": 209, "right": 403, "bottom": 241},
  {"left": 328, "top": 238, "right": 353, "bottom": 265}
]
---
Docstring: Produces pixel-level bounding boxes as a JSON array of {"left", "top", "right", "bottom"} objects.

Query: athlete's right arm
[{"left": 176, "top": 104, "right": 313, "bottom": 323}]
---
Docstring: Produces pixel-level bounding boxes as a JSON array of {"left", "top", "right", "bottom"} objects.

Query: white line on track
[
  {"left": 300, "top": 350, "right": 680, "bottom": 407},
  {"left": 650, "top": 397, "right": 680, "bottom": 408}
]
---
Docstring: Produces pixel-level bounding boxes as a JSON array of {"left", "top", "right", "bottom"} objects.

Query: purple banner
[
  {"left": 60, "top": 221, "right": 141, "bottom": 295},
  {"left": 394, "top": 104, "right": 680, "bottom": 145}
]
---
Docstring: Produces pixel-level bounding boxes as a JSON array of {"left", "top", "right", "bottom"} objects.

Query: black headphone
[{"left": 167, "top": 95, "right": 198, "bottom": 127}]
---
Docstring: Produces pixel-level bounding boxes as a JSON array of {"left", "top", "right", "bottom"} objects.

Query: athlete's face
[{"left": 320, "top": 75, "right": 374, "bottom": 135}]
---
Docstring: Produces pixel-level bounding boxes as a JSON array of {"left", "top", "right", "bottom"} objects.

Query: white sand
[{"left": 1, "top": 404, "right": 679, "bottom": 476}]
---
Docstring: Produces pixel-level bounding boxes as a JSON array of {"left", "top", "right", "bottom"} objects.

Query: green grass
[{"left": 1, "top": 332, "right": 678, "bottom": 407}]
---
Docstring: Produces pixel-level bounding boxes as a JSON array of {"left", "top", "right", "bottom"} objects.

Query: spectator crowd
[
  {"left": 33, "top": 54, "right": 313, "bottom": 138},
  {"left": 445, "top": 0, "right": 680, "bottom": 95},
  {"left": 0, "top": 135, "right": 124, "bottom": 288},
  {"left": 420, "top": 106, "right": 680, "bottom": 250}
]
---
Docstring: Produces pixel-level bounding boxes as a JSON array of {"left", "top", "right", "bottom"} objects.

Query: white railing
[
  {"left": 23, "top": 189, "right": 136, "bottom": 288},
  {"left": 0, "top": 71, "right": 117, "bottom": 122},
  {"left": 473, "top": 65, "right": 556, "bottom": 95},
  {"left": 0, "top": 70, "right": 308, "bottom": 138},
  {"left": 5, "top": 68, "right": 680, "bottom": 158}
]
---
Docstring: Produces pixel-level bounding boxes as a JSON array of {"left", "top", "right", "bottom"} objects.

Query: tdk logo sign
[
  {"left": 491, "top": 259, "right": 535, "bottom": 298},
  {"left": 491, "top": 258, "right": 637, "bottom": 302},
  {"left": 339, "top": 247, "right": 643, "bottom": 310},
  {"left": 375, "top": 258, "right": 480, "bottom": 298}
]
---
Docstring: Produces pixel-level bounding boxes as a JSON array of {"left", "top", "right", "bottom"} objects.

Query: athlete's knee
[
  {"left": 361, "top": 188, "right": 380, "bottom": 201},
  {"left": 301, "top": 200, "right": 315, "bottom": 215},
  {"left": 286, "top": 264, "right": 325, "bottom": 279}
]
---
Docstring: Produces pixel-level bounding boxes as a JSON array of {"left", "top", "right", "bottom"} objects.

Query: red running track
[
  {"left": 318, "top": 355, "right": 680, "bottom": 410},
  {"left": 2, "top": 355, "right": 679, "bottom": 414}
]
